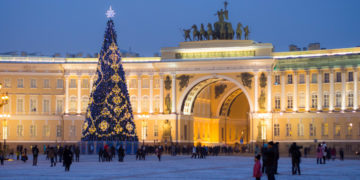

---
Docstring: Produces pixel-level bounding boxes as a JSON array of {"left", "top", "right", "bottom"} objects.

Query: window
[
  {"left": 3, "top": 98, "right": 10, "bottom": 113},
  {"left": 82, "top": 79, "right": 89, "bottom": 88},
  {"left": 57, "top": 79, "right": 63, "bottom": 89},
  {"left": 299, "top": 74, "right": 305, "bottom": 84},
  {"left": 324, "top": 73, "right": 329, "bottom": 83},
  {"left": 30, "top": 79, "right": 37, "bottom": 88},
  {"left": 17, "top": 79, "right": 24, "bottom": 88},
  {"left": 321, "top": 123, "right": 328, "bottom": 136},
  {"left": 56, "top": 99, "right": 64, "bottom": 114},
  {"left": 142, "top": 78, "right": 149, "bottom": 88},
  {"left": 348, "top": 72, "right": 353, "bottom": 82},
  {"left": 311, "top": 93, "right": 317, "bottom": 108},
  {"left": 56, "top": 125, "right": 62, "bottom": 137},
  {"left": 4, "top": 78, "right": 11, "bottom": 88},
  {"left": 17, "top": 125, "right": 24, "bottom": 137},
  {"left": 70, "top": 79, "right": 77, "bottom": 88},
  {"left": 287, "top": 95, "right": 293, "bottom": 109},
  {"left": 129, "top": 79, "right": 137, "bottom": 88},
  {"left": 43, "top": 125, "right": 50, "bottom": 137},
  {"left": 43, "top": 99, "right": 50, "bottom": 113},
  {"left": 335, "top": 92, "right": 342, "bottom": 107},
  {"left": 30, "top": 125, "right": 37, "bottom": 137},
  {"left": 130, "top": 96, "right": 137, "bottom": 113},
  {"left": 141, "top": 121, "right": 148, "bottom": 140},
  {"left": 347, "top": 123, "right": 353, "bottom": 136},
  {"left": 275, "top": 96, "right": 280, "bottom": 109},
  {"left": 299, "top": 93, "right": 305, "bottom": 108},
  {"left": 30, "top": 98, "right": 37, "bottom": 112},
  {"left": 81, "top": 96, "right": 89, "bottom": 112},
  {"left": 43, "top": 79, "right": 50, "bottom": 88},
  {"left": 311, "top": 73, "right": 317, "bottom": 83},
  {"left": 298, "top": 123, "right": 304, "bottom": 136},
  {"left": 274, "top": 124, "right": 280, "bottom": 136},
  {"left": 334, "top": 124, "right": 341, "bottom": 137},
  {"left": 286, "top": 123, "right": 292, "bottom": 136},
  {"left": 154, "top": 124, "right": 158, "bottom": 137},
  {"left": 287, "top": 74, "right": 293, "bottom": 84},
  {"left": 154, "top": 78, "right": 160, "bottom": 88},
  {"left": 310, "top": 123, "right": 316, "bottom": 136},
  {"left": 336, "top": 72, "right": 342, "bottom": 82},
  {"left": 154, "top": 96, "right": 160, "bottom": 112},
  {"left": 323, "top": 93, "right": 329, "bottom": 108},
  {"left": 274, "top": 75, "right": 280, "bottom": 85},
  {"left": 16, "top": 98, "right": 24, "bottom": 113},
  {"left": 348, "top": 92, "right": 354, "bottom": 107},
  {"left": 69, "top": 96, "right": 77, "bottom": 112},
  {"left": 141, "top": 96, "right": 149, "bottom": 112},
  {"left": 70, "top": 125, "right": 76, "bottom": 137}
]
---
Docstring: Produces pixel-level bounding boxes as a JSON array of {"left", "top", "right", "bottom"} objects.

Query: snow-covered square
[{"left": 0, "top": 155, "right": 359, "bottom": 180}]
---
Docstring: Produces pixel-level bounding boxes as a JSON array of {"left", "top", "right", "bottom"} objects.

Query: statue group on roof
[{"left": 183, "top": 1, "right": 250, "bottom": 41}]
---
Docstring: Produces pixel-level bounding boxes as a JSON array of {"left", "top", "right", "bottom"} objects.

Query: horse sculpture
[
  {"left": 192, "top": 24, "right": 200, "bottom": 41},
  {"left": 236, "top": 23, "right": 243, "bottom": 40},
  {"left": 207, "top": 23, "right": 213, "bottom": 40},
  {"left": 227, "top": 23, "right": 234, "bottom": 40},
  {"left": 199, "top": 24, "right": 208, "bottom": 40},
  {"left": 244, "top": 25, "right": 250, "bottom": 40},
  {"left": 183, "top": 29, "right": 191, "bottom": 41}
]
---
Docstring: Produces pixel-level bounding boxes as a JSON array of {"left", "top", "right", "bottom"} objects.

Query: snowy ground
[{"left": 0, "top": 154, "right": 359, "bottom": 180}]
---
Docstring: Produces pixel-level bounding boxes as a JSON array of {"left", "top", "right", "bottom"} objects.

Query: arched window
[
  {"left": 69, "top": 96, "right": 77, "bottom": 112},
  {"left": 130, "top": 96, "right": 137, "bottom": 113},
  {"left": 141, "top": 96, "right": 149, "bottom": 112},
  {"left": 81, "top": 96, "right": 89, "bottom": 112},
  {"left": 154, "top": 96, "right": 160, "bottom": 112}
]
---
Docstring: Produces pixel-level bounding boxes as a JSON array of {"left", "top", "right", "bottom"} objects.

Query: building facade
[{"left": 1, "top": 40, "right": 360, "bottom": 154}]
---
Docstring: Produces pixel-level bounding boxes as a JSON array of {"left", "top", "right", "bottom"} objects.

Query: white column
[
  {"left": 341, "top": 69, "right": 346, "bottom": 111},
  {"left": 89, "top": 75, "right": 94, "bottom": 94},
  {"left": 77, "top": 76, "right": 82, "bottom": 114},
  {"left": 317, "top": 69, "right": 322, "bottom": 111},
  {"left": 65, "top": 76, "right": 69, "bottom": 114},
  {"left": 353, "top": 67, "right": 358, "bottom": 110},
  {"left": 293, "top": 71, "right": 298, "bottom": 112},
  {"left": 267, "top": 72, "right": 272, "bottom": 113},
  {"left": 254, "top": 72, "right": 259, "bottom": 112},
  {"left": 149, "top": 75, "right": 154, "bottom": 114},
  {"left": 305, "top": 70, "right": 310, "bottom": 111},
  {"left": 160, "top": 74, "right": 164, "bottom": 113},
  {"left": 171, "top": 73, "right": 176, "bottom": 113},
  {"left": 281, "top": 72, "right": 286, "bottom": 112},
  {"left": 329, "top": 69, "right": 334, "bottom": 111},
  {"left": 137, "top": 74, "right": 142, "bottom": 113}
]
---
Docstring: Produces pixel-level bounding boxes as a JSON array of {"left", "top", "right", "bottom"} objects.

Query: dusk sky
[{"left": 1, "top": 0, "right": 360, "bottom": 57}]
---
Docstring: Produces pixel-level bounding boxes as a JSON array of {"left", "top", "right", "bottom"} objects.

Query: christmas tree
[{"left": 82, "top": 7, "right": 137, "bottom": 141}]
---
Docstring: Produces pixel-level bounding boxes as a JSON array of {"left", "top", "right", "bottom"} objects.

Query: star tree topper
[{"left": 106, "top": 6, "right": 115, "bottom": 18}]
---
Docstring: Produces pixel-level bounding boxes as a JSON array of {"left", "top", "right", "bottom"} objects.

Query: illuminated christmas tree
[{"left": 82, "top": 6, "right": 137, "bottom": 141}]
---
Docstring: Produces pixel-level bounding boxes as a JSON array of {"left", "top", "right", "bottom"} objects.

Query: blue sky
[{"left": 0, "top": 0, "right": 360, "bottom": 57}]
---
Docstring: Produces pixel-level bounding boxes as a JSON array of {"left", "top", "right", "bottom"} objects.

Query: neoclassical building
[{"left": 1, "top": 40, "right": 360, "bottom": 153}]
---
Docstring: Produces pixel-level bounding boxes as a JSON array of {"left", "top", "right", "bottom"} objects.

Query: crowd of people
[{"left": 316, "top": 142, "right": 344, "bottom": 164}]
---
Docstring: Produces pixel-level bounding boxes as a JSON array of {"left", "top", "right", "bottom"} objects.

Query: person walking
[
  {"left": 118, "top": 146, "right": 125, "bottom": 162},
  {"left": 75, "top": 146, "right": 80, "bottom": 162},
  {"left": 253, "top": 155, "right": 262, "bottom": 180},
  {"left": 21, "top": 148, "right": 28, "bottom": 163},
  {"left": 274, "top": 142, "right": 279, "bottom": 174},
  {"left": 289, "top": 142, "right": 302, "bottom": 175},
  {"left": 32, "top": 145, "right": 39, "bottom": 166},
  {"left": 331, "top": 147, "right": 336, "bottom": 161},
  {"left": 63, "top": 146, "right": 73, "bottom": 172},
  {"left": 48, "top": 147, "right": 56, "bottom": 167},
  {"left": 339, "top": 148, "right": 344, "bottom": 160},
  {"left": 321, "top": 142, "right": 327, "bottom": 164},
  {"left": 156, "top": 146, "right": 162, "bottom": 161},
  {"left": 0, "top": 148, "right": 4, "bottom": 165},
  {"left": 316, "top": 144, "right": 323, "bottom": 164},
  {"left": 264, "top": 142, "right": 276, "bottom": 180},
  {"left": 261, "top": 144, "right": 268, "bottom": 174}
]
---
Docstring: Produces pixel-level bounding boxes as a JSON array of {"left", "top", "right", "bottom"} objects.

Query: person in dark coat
[
  {"left": 289, "top": 142, "right": 302, "bottom": 175},
  {"left": 75, "top": 146, "right": 80, "bottom": 162},
  {"left": 261, "top": 144, "right": 268, "bottom": 174},
  {"left": 63, "top": 146, "right": 73, "bottom": 171},
  {"left": 264, "top": 142, "right": 276, "bottom": 180},
  {"left": 118, "top": 146, "right": 125, "bottom": 162},
  {"left": 32, "top": 145, "right": 39, "bottom": 166},
  {"left": 274, "top": 142, "right": 280, "bottom": 174}
]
